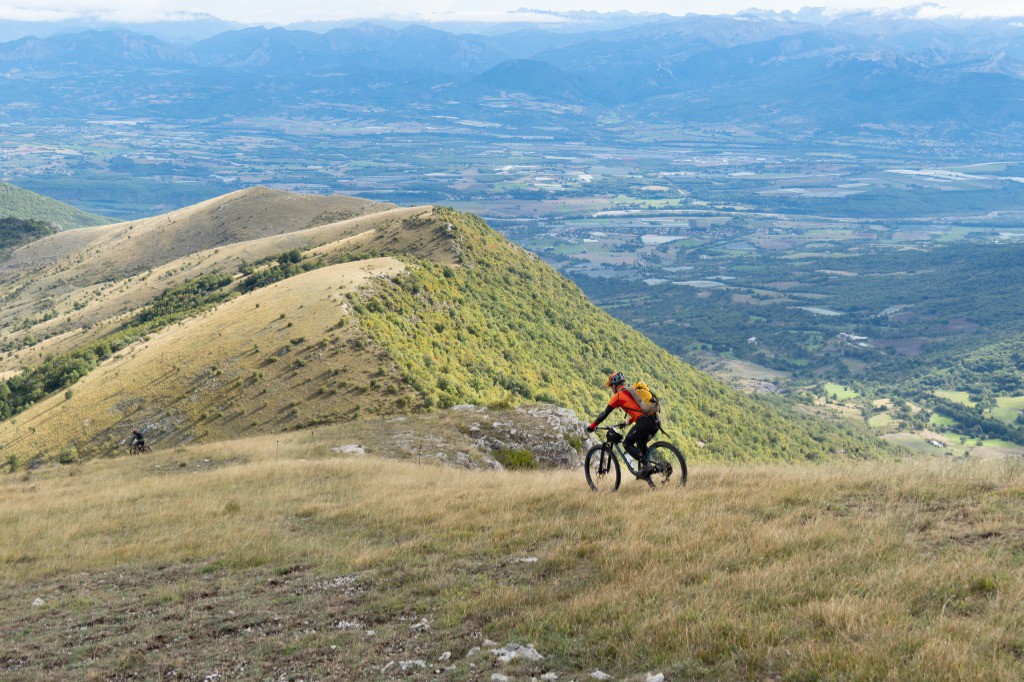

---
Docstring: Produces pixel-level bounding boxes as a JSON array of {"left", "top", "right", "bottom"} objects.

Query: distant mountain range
[{"left": 1, "top": 11, "right": 1023, "bottom": 136}]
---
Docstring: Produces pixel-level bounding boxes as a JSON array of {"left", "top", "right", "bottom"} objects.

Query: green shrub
[
  {"left": 494, "top": 447, "right": 537, "bottom": 470},
  {"left": 58, "top": 446, "right": 78, "bottom": 465}
]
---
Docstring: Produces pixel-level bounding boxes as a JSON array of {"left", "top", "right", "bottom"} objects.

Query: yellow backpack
[{"left": 626, "top": 381, "right": 661, "bottom": 416}]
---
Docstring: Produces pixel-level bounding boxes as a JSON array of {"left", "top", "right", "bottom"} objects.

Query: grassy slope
[
  {"left": 0, "top": 182, "right": 111, "bottom": 228},
  {"left": 0, "top": 259, "right": 416, "bottom": 462},
  {"left": 0, "top": 187, "right": 392, "bottom": 342},
  {"left": 0, "top": 198, "right": 424, "bottom": 370},
  {"left": 2, "top": 441, "right": 1022, "bottom": 680}
]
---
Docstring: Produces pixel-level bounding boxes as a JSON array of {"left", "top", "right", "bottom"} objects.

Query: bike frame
[{"left": 598, "top": 424, "right": 646, "bottom": 477}]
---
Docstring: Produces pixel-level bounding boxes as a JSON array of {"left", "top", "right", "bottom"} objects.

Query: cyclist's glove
[{"left": 586, "top": 422, "right": 597, "bottom": 432}]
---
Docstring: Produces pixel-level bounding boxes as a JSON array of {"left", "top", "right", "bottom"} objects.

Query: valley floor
[{"left": 2, "top": 435, "right": 1023, "bottom": 680}]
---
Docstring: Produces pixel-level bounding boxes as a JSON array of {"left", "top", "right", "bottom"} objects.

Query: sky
[{"left": 0, "top": 1, "right": 1022, "bottom": 25}]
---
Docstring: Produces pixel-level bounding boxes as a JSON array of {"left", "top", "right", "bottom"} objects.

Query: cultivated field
[{"left": 3, "top": 438, "right": 1023, "bottom": 680}]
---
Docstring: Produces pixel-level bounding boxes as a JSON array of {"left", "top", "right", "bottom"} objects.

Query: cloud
[
  {"left": 0, "top": 1, "right": 225, "bottom": 23},
  {"left": 0, "top": 0, "right": 1021, "bottom": 26},
  {"left": 914, "top": 3, "right": 1024, "bottom": 18},
  {"left": 0, "top": 5, "right": 87, "bottom": 21}
]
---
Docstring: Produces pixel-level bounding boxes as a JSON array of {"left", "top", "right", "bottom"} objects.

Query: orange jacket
[{"left": 607, "top": 388, "right": 644, "bottom": 423}]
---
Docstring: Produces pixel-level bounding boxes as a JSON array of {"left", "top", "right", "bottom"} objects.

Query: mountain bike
[
  {"left": 129, "top": 443, "right": 150, "bottom": 455},
  {"left": 585, "top": 423, "right": 686, "bottom": 492}
]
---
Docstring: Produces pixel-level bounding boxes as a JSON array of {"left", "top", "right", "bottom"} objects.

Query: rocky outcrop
[
  {"left": 325, "top": 403, "right": 598, "bottom": 470},
  {"left": 457, "top": 403, "right": 597, "bottom": 469}
]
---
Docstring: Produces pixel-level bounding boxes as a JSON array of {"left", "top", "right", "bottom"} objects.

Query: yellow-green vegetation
[
  {"left": 0, "top": 182, "right": 111, "bottom": 228},
  {"left": 2, "top": 440, "right": 1023, "bottom": 680},
  {"left": 931, "top": 413, "right": 960, "bottom": 428},
  {"left": 356, "top": 209, "right": 888, "bottom": 461},
  {"left": 868, "top": 413, "right": 894, "bottom": 428},
  {"left": 997, "top": 396, "right": 1024, "bottom": 411},
  {"left": 989, "top": 396, "right": 1024, "bottom": 426},
  {"left": 823, "top": 382, "right": 859, "bottom": 401},
  {"left": 935, "top": 390, "right": 975, "bottom": 406}
]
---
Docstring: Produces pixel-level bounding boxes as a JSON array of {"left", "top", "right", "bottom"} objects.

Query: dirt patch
[
  {"left": 0, "top": 562, "right": 547, "bottom": 681},
  {"left": 937, "top": 318, "right": 981, "bottom": 333},
  {"left": 882, "top": 338, "right": 927, "bottom": 356}
]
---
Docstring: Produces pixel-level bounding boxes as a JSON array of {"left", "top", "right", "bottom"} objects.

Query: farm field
[
  {"left": 824, "top": 383, "right": 859, "bottom": 401},
  {"left": 936, "top": 390, "right": 976, "bottom": 407}
]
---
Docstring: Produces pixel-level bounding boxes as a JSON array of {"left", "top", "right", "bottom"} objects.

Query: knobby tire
[
  {"left": 645, "top": 441, "right": 687, "bottom": 487},
  {"left": 585, "top": 444, "right": 621, "bottom": 492}
]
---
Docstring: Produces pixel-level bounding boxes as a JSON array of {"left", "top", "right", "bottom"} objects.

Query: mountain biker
[
  {"left": 129, "top": 429, "right": 145, "bottom": 450},
  {"left": 586, "top": 372, "right": 660, "bottom": 477}
]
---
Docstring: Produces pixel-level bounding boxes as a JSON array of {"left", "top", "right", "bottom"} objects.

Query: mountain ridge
[
  {"left": 1, "top": 19, "right": 1022, "bottom": 135},
  {"left": 0, "top": 189, "right": 891, "bottom": 464}
]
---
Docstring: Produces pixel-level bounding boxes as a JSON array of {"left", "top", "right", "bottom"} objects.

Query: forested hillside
[
  {"left": 354, "top": 208, "right": 888, "bottom": 461},
  {"left": 0, "top": 182, "right": 110, "bottom": 229}
]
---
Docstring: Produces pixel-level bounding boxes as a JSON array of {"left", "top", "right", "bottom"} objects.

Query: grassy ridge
[
  {"left": 0, "top": 182, "right": 110, "bottom": 228},
  {"left": 2, "top": 440, "right": 1023, "bottom": 679},
  {"left": 357, "top": 209, "right": 890, "bottom": 461}
]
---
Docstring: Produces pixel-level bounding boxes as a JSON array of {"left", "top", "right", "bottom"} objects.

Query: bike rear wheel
[
  {"left": 585, "top": 444, "right": 621, "bottom": 492},
  {"left": 645, "top": 441, "right": 686, "bottom": 487}
]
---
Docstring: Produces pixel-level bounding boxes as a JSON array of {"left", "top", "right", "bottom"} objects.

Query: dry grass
[
  {"left": 2, "top": 440, "right": 1024, "bottom": 680},
  {"left": 1, "top": 195, "right": 434, "bottom": 370},
  {"left": 0, "top": 258, "right": 415, "bottom": 462}
]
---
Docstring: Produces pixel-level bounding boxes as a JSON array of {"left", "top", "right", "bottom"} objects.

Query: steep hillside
[
  {"left": 0, "top": 217, "right": 54, "bottom": 258},
  {"left": 0, "top": 186, "right": 399, "bottom": 359},
  {"left": 0, "top": 182, "right": 110, "bottom": 229},
  {"left": 0, "top": 190, "right": 891, "bottom": 464}
]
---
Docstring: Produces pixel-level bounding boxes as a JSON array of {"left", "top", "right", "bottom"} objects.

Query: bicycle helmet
[{"left": 606, "top": 371, "right": 626, "bottom": 388}]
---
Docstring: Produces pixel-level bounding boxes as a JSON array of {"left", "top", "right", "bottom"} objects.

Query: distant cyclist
[
  {"left": 586, "top": 372, "right": 661, "bottom": 477},
  {"left": 129, "top": 429, "right": 146, "bottom": 451}
]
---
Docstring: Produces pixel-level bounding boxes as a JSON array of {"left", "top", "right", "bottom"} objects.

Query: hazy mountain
[
  {"left": 631, "top": 31, "right": 1024, "bottom": 132},
  {"left": 190, "top": 24, "right": 508, "bottom": 74},
  {"left": 0, "top": 29, "right": 192, "bottom": 69},
  {"left": 0, "top": 14, "right": 247, "bottom": 43},
  {"left": 0, "top": 12, "right": 1022, "bottom": 141},
  {"left": 465, "top": 59, "right": 600, "bottom": 103}
]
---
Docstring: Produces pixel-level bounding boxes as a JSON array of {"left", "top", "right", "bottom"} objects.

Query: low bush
[{"left": 493, "top": 447, "right": 537, "bottom": 470}]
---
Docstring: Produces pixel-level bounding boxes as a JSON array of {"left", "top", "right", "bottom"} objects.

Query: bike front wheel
[
  {"left": 585, "top": 444, "right": 621, "bottom": 492},
  {"left": 645, "top": 441, "right": 687, "bottom": 487}
]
